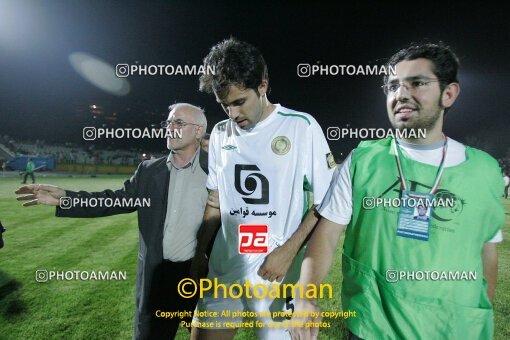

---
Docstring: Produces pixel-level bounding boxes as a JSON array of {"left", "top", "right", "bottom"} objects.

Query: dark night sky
[{"left": 0, "top": 0, "right": 509, "bottom": 158}]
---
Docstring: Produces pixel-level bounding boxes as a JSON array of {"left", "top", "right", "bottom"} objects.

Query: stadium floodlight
[{"left": 69, "top": 52, "right": 130, "bottom": 96}]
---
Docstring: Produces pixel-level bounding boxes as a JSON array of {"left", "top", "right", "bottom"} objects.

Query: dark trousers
[
  {"left": 505, "top": 185, "right": 509, "bottom": 199},
  {"left": 23, "top": 172, "right": 35, "bottom": 184},
  {"left": 146, "top": 259, "right": 198, "bottom": 340}
]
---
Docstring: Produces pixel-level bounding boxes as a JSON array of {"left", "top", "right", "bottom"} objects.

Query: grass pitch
[{"left": 0, "top": 174, "right": 508, "bottom": 339}]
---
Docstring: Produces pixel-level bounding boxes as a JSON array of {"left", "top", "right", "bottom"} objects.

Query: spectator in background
[{"left": 22, "top": 158, "right": 35, "bottom": 184}]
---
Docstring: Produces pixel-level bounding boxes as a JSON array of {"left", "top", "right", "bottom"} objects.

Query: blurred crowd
[{"left": 0, "top": 135, "right": 165, "bottom": 167}]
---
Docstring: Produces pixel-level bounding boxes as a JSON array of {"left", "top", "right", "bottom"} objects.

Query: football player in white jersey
[{"left": 190, "top": 38, "right": 336, "bottom": 340}]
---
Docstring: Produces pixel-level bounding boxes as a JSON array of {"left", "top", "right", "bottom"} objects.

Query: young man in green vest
[{"left": 290, "top": 43, "right": 505, "bottom": 339}]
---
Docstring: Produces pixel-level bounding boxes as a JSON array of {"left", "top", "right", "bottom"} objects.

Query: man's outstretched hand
[{"left": 15, "top": 184, "right": 66, "bottom": 206}]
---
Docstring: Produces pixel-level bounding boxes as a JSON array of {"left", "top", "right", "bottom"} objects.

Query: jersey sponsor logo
[
  {"left": 271, "top": 136, "right": 291, "bottom": 155},
  {"left": 222, "top": 145, "right": 237, "bottom": 150},
  {"left": 239, "top": 224, "right": 268, "bottom": 254},
  {"left": 234, "top": 164, "right": 269, "bottom": 204}
]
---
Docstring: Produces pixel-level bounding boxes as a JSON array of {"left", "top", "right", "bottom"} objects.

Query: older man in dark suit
[{"left": 15, "top": 103, "right": 209, "bottom": 339}]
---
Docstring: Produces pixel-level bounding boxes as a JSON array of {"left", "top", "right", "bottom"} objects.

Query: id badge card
[{"left": 396, "top": 190, "right": 434, "bottom": 241}]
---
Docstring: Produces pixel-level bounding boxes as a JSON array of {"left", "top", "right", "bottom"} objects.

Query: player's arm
[
  {"left": 482, "top": 242, "right": 498, "bottom": 303},
  {"left": 190, "top": 189, "right": 221, "bottom": 280},
  {"left": 299, "top": 217, "right": 346, "bottom": 291},
  {"left": 290, "top": 217, "right": 346, "bottom": 339},
  {"left": 258, "top": 207, "right": 321, "bottom": 282},
  {"left": 482, "top": 168, "right": 505, "bottom": 304}
]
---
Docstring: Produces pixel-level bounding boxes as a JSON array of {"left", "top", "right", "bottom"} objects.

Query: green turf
[{"left": 0, "top": 175, "right": 509, "bottom": 339}]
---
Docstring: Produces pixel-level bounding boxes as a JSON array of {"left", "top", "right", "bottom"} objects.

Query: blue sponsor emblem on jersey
[{"left": 222, "top": 145, "right": 237, "bottom": 150}]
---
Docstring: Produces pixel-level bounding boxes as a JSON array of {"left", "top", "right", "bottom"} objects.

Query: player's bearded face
[
  {"left": 386, "top": 58, "right": 445, "bottom": 134},
  {"left": 217, "top": 85, "right": 264, "bottom": 130}
]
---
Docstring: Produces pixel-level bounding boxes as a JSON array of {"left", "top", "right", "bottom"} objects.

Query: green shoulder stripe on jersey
[
  {"left": 303, "top": 175, "right": 312, "bottom": 192},
  {"left": 302, "top": 175, "right": 313, "bottom": 218},
  {"left": 215, "top": 119, "right": 229, "bottom": 132},
  {"left": 277, "top": 112, "right": 311, "bottom": 125}
]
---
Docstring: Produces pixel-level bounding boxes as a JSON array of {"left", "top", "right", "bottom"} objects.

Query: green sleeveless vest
[{"left": 342, "top": 137, "right": 504, "bottom": 340}]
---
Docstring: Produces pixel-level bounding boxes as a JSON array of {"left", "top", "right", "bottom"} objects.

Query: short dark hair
[
  {"left": 384, "top": 42, "right": 460, "bottom": 93},
  {"left": 199, "top": 38, "right": 268, "bottom": 99}
]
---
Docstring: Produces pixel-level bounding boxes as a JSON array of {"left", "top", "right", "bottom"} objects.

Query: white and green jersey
[{"left": 207, "top": 104, "right": 336, "bottom": 282}]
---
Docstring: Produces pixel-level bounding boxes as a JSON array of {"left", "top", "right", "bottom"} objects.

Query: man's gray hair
[{"left": 168, "top": 103, "right": 207, "bottom": 138}]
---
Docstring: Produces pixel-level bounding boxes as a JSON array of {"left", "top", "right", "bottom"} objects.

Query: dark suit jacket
[{"left": 55, "top": 150, "right": 208, "bottom": 339}]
